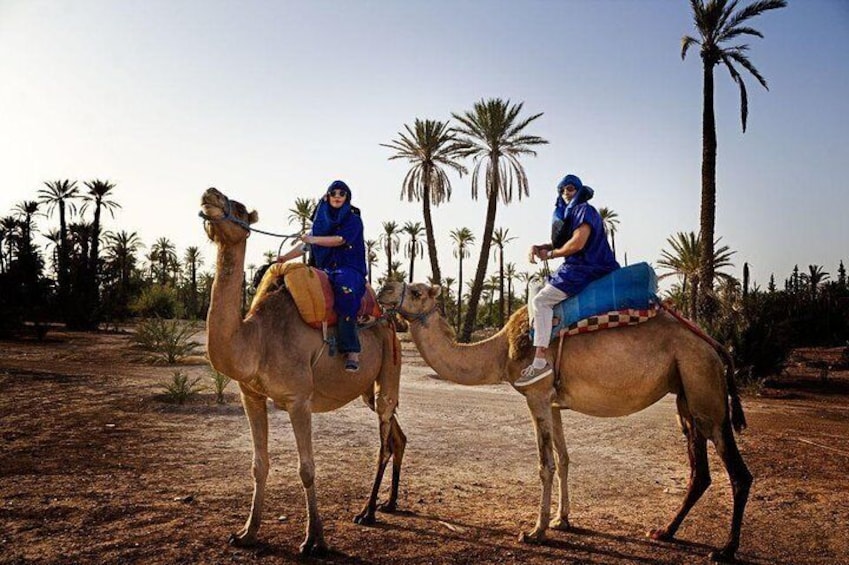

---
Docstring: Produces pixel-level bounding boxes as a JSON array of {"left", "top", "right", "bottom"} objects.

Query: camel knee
[
  {"left": 252, "top": 456, "right": 269, "bottom": 481},
  {"left": 375, "top": 394, "right": 397, "bottom": 420},
  {"left": 298, "top": 460, "right": 316, "bottom": 488},
  {"left": 538, "top": 459, "right": 555, "bottom": 482}
]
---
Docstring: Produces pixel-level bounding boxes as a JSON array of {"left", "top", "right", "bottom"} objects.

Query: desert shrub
[
  {"left": 131, "top": 284, "right": 183, "bottom": 319},
  {"left": 161, "top": 370, "right": 203, "bottom": 404},
  {"left": 132, "top": 317, "right": 202, "bottom": 364},
  {"left": 209, "top": 367, "right": 230, "bottom": 404}
]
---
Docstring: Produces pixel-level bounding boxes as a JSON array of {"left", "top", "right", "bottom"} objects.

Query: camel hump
[{"left": 251, "top": 262, "right": 380, "bottom": 328}]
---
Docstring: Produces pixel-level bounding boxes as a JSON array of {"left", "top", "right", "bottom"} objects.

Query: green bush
[
  {"left": 132, "top": 317, "right": 202, "bottom": 364},
  {"left": 209, "top": 367, "right": 230, "bottom": 404},
  {"left": 161, "top": 370, "right": 203, "bottom": 404},
  {"left": 131, "top": 284, "right": 183, "bottom": 319}
]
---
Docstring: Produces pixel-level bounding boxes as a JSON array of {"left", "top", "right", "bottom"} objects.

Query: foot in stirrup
[
  {"left": 345, "top": 353, "right": 360, "bottom": 373},
  {"left": 515, "top": 361, "right": 553, "bottom": 388}
]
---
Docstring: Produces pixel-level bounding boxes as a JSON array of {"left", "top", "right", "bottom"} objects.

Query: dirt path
[{"left": 1, "top": 332, "right": 848, "bottom": 564}]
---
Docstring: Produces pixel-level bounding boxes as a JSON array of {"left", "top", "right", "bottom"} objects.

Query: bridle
[
  {"left": 199, "top": 194, "right": 301, "bottom": 241},
  {"left": 384, "top": 281, "right": 439, "bottom": 326}
]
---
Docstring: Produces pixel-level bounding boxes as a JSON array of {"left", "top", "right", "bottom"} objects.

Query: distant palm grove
[{"left": 2, "top": 3, "right": 846, "bottom": 379}]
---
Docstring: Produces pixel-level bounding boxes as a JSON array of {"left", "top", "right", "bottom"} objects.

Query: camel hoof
[
  {"left": 299, "top": 537, "right": 329, "bottom": 557},
  {"left": 228, "top": 532, "right": 256, "bottom": 548},
  {"left": 378, "top": 500, "right": 397, "bottom": 513},
  {"left": 549, "top": 517, "right": 571, "bottom": 531},
  {"left": 648, "top": 528, "right": 674, "bottom": 541},
  {"left": 353, "top": 512, "right": 376, "bottom": 526},
  {"left": 519, "top": 529, "right": 546, "bottom": 544},
  {"left": 708, "top": 548, "right": 738, "bottom": 563}
]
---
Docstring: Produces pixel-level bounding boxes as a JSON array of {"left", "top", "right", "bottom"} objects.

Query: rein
[
  {"left": 385, "top": 282, "right": 439, "bottom": 326},
  {"left": 199, "top": 195, "right": 301, "bottom": 240}
]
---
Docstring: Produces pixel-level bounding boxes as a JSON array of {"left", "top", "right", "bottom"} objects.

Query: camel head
[
  {"left": 200, "top": 187, "right": 258, "bottom": 244},
  {"left": 377, "top": 281, "right": 441, "bottom": 321}
]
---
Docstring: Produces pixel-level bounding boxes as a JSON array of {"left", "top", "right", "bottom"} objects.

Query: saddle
[{"left": 251, "top": 262, "right": 381, "bottom": 329}]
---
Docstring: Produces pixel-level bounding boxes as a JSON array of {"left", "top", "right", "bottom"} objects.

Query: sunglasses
[{"left": 328, "top": 190, "right": 347, "bottom": 198}]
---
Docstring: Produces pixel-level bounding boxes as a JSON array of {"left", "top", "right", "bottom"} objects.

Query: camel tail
[{"left": 659, "top": 303, "right": 746, "bottom": 433}]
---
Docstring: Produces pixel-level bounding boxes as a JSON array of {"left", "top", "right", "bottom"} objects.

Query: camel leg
[
  {"left": 229, "top": 390, "right": 269, "bottom": 547},
  {"left": 288, "top": 400, "right": 328, "bottom": 557},
  {"left": 379, "top": 416, "right": 407, "bottom": 513},
  {"left": 549, "top": 407, "right": 571, "bottom": 531},
  {"left": 354, "top": 393, "right": 396, "bottom": 525},
  {"left": 519, "top": 388, "right": 557, "bottom": 543},
  {"left": 707, "top": 421, "right": 752, "bottom": 563},
  {"left": 650, "top": 394, "right": 710, "bottom": 541}
]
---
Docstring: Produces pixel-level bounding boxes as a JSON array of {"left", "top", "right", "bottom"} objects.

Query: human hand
[
  {"left": 300, "top": 234, "right": 313, "bottom": 245},
  {"left": 528, "top": 245, "right": 538, "bottom": 264}
]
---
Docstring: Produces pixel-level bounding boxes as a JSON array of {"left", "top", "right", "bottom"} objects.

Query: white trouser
[{"left": 530, "top": 283, "right": 569, "bottom": 348}]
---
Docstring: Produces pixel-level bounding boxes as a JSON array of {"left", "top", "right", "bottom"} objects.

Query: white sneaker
[{"left": 515, "top": 362, "right": 554, "bottom": 388}]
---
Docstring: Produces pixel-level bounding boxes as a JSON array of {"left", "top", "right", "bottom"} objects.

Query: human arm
[
  {"left": 302, "top": 234, "right": 346, "bottom": 247},
  {"left": 537, "top": 224, "right": 591, "bottom": 260}
]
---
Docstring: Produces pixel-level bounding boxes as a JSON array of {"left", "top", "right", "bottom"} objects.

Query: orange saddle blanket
[{"left": 251, "top": 262, "right": 381, "bottom": 329}]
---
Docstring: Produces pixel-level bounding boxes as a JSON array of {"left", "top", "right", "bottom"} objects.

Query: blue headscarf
[
  {"left": 551, "top": 174, "right": 594, "bottom": 247},
  {"left": 311, "top": 180, "right": 354, "bottom": 268}
]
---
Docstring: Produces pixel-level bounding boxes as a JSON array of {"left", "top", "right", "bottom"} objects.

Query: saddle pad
[
  {"left": 558, "top": 306, "right": 658, "bottom": 338},
  {"left": 251, "top": 262, "right": 380, "bottom": 329}
]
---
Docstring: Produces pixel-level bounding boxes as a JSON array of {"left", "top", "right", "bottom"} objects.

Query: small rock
[
  {"left": 105, "top": 423, "right": 116, "bottom": 428},
  {"left": 277, "top": 515, "right": 287, "bottom": 522},
  {"left": 173, "top": 495, "right": 194, "bottom": 503}
]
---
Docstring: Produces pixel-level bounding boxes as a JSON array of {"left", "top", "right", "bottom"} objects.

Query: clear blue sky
[{"left": 1, "top": 0, "right": 847, "bottom": 290}]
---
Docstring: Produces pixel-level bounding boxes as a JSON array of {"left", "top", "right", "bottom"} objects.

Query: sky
[{"left": 1, "top": 0, "right": 847, "bottom": 293}]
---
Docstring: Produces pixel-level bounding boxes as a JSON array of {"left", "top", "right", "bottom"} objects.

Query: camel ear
[
  {"left": 428, "top": 285, "right": 442, "bottom": 298},
  {"left": 249, "top": 210, "right": 259, "bottom": 224}
]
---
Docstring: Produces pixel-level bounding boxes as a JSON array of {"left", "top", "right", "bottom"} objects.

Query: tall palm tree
[
  {"left": 184, "top": 246, "right": 204, "bottom": 318},
  {"left": 804, "top": 265, "right": 829, "bottom": 300},
  {"left": 516, "top": 271, "right": 538, "bottom": 305},
  {"left": 13, "top": 200, "right": 40, "bottom": 256},
  {"left": 1, "top": 216, "right": 21, "bottom": 268},
  {"left": 598, "top": 206, "right": 620, "bottom": 259},
  {"left": 288, "top": 197, "right": 317, "bottom": 233},
  {"left": 382, "top": 118, "right": 467, "bottom": 286},
  {"left": 449, "top": 227, "right": 475, "bottom": 334},
  {"left": 379, "top": 221, "right": 401, "bottom": 282},
  {"left": 682, "top": 0, "right": 786, "bottom": 318},
  {"left": 39, "top": 180, "right": 80, "bottom": 304},
  {"left": 82, "top": 179, "right": 120, "bottom": 310},
  {"left": 490, "top": 227, "right": 516, "bottom": 326},
  {"left": 402, "top": 221, "right": 425, "bottom": 283},
  {"left": 0, "top": 223, "right": 7, "bottom": 273},
  {"left": 42, "top": 229, "right": 62, "bottom": 277},
  {"left": 452, "top": 98, "right": 547, "bottom": 341},
  {"left": 505, "top": 262, "right": 517, "bottom": 316},
  {"left": 657, "top": 231, "right": 735, "bottom": 320},
  {"left": 365, "top": 239, "right": 379, "bottom": 285},
  {"left": 104, "top": 230, "right": 142, "bottom": 296},
  {"left": 150, "top": 237, "right": 177, "bottom": 285}
]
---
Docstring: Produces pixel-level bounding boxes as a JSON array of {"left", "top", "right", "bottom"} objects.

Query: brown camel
[
  {"left": 200, "top": 187, "right": 406, "bottom": 556},
  {"left": 378, "top": 281, "right": 752, "bottom": 563}
]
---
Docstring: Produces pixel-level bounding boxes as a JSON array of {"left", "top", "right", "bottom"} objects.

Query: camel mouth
[
  {"left": 200, "top": 188, "right": 227, "bottom": 220},
  {"left": 376, "top": 284, "right": 401, "bottom": 307}
]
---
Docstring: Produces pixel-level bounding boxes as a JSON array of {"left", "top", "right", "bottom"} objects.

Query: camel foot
[
  {"left": 377, "top": 500, "right": 397, "bottom": 513},
  {"left": 549, "top": 517, "right": 571, "bottom": 531},
  {"left": 708, "top": 547, "right": 738, "bottom": 563},
  {"left": 353, "top": 510, "right": 376, "bottom": 525},
  {"left": 648, "top": 527, "right": 675, "bottom": 541},
  {"left": 228, "top": 530, "right": 257, "bottom": 548},
  {"left": 518, "top": 528, "right": 546, "bottom": 544},
  {"left": 299, "top": 535, "right": 329, "bottom": 557}
]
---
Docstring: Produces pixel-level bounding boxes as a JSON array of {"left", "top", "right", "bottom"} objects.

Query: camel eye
[{"left": 411, "top": 289, "right": 421, "bottom": 299}]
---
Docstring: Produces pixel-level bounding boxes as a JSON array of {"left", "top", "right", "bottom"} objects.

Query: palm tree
[
  {"left": 82, "top": 180, "right": 120, "bottom": 314},
  {"left": 449, "top": 227, "right": 475, "bottom": 334},
  {"left": 0, "top": 223, "right": 7, "bottom": 273},
  {"left": 184, "top": 246, "right": 204, "bottom": 318},
  {"left": 382, "top": 118, "right": 467, "bottom": 286},
  {"left": 804, "top": 265, "right": 829, "bottom": 300},
  {"left": 402, "top": 221, "right": 425, "bottom": 283},
  {"left": 516, "top": 271, "right": 539, "bottom": 305},
  {"left": 598, "top": 206, "right": 620, "bottom": 259},
  {"left": 365, "top": 239, "right": 379, "bottom": 285},
  {"left": 682, "top": 0, "right": 786, "bottom": 318},
  {"left": 490, "top": 227, "right": 516, "bottom": 326},
  {"left": 288, "top": 197, "right": 317, "bottom": 232},
  {"left": 505, "top": 262, "right": 517, "bottom": 316},
  {"left": 39, "top": 180, "right": 80, "bottom": 304},
  {"left": 150, "top": 237, "right": 177, "bottom": 285},
  {"left": 13, "top": 200, "right": 40, "bottom": 256},
  {"left": 379, "top": 221, "right": 401, "bottom": 282},
  {"left": 657, "top": 231, "right": 735, "bottom": 320},
  {"left": 452, "top": 98, "right": 547, "bottom": 341},
  {"left": 104, "top": 230, "right": 142, "bottom": 296},
  {"left": 42, "top": 229, "right": 62, "bottom": 277}
]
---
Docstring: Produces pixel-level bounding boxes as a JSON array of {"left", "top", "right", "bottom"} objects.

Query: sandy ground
[{"left": 1, "top": 330, "right": 848, "bottom": 565}]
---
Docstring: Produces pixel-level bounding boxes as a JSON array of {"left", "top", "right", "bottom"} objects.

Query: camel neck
[
  {"left": 410, "top": 313, "right": 509, "bottom": 385},
  {"left": 207, "top": 241, "right": 254, "bottom": 380}
]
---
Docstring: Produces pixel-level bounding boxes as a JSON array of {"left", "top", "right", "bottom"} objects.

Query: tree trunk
[
  {"left": 456, "top": 258, "right": 463, "bottom": 334},
  {"left": 498, "top": 247, "right": 505, "bottom": 327},
  {"left": 460, "top": 167, "right": 499, "bottom": 342},
  {"left": 422, "top": 178, "right": 442, "bottom": 286},
  {"left": 408, "top": 244, "right": 415, "bottom": 283},
  {"left": 698, "top": 60, "right": 718, "bottom": 323}
]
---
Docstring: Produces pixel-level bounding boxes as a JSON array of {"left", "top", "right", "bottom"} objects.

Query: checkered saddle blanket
[{"left": 555, "top": 305, "right": 658, "bottom": 338}]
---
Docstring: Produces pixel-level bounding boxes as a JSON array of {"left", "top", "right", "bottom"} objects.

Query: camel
[
  {"left": 377, "top": 281, "right": 752, "bottom": 563},
  {"left": 199, "top": 187, "right": 406, "bottom": 556}
]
